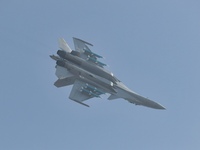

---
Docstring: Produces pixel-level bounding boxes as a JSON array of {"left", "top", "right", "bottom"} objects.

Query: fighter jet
[{"left": 50, "top": 37, "right": 165, "bottom": 109}]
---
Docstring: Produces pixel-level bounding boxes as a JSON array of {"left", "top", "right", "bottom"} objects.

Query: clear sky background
[{"left": 1, "top": 0, "right": 200, "bottom": 150}]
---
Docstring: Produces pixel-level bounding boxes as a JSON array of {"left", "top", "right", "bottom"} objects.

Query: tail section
[{"left": 58, "top": 38, "right": 72, "bottom": 53}]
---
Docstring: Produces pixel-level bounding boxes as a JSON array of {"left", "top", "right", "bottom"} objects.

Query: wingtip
[{"left": 72, "top": 99, "right": 90, "bottom": 107}]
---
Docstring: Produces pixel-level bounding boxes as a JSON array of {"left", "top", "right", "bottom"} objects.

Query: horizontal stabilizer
[
  {"left": 55, "top": 66, "right": 73, "bottom": 79},
  {"left": 54, "top": 77, "right": 76, "bottom": 87}
]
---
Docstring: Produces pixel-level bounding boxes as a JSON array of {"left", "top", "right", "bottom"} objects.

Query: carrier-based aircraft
[{"left": 50, "top": 37, "right": 165, "bottom": 109}]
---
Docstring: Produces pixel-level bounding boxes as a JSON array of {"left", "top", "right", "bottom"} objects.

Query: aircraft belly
[
  {"left": 56, "top": 58, "right": 116, "bottom": 94},
  {"left": 60, "top": 52, "right": 116, "bottom": 83},
  {"left": 51, "top": 37, "right": 165, "bottom": 109}
]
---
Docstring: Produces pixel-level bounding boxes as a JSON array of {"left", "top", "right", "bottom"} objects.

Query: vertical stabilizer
[{"left": 58, "top": 38, "right": 72, "bottom": 53}]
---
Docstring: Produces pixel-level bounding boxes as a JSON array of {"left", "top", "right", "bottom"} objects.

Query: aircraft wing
[
  {"left": 73, "top": 37, "right": 106, "bottom": 67},
  {"left": 69, "top": 80, "right": 105, "bottom": 107}
]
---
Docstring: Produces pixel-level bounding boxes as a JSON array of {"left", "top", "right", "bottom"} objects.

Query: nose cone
[
  {"left": 154, "top": 103, "right": 166, "bottom": 110},
  {"left": 148, "top": 101, "right": 166, "bottom": 110},
  {"left": 129, "top": 92, "right": 166, "bottom": 110}
]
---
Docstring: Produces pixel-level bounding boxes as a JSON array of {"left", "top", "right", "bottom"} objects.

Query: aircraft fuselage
[{"left": 57, "top": 50, "right": 117, "bottom": 83}]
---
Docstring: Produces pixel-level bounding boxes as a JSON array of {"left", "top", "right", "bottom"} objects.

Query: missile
[
  {"left": 80, "top": 87, "right": 100, "bottom": 98},
  {"left": 85, "top": 83, "right": 105, "bottom": 94},
  {"left": 96, "top": 61, "right": 107, "bottom": 67},
  {"left": 84, "top": 48, "right": 103, "bottom": 58},
  {"left": 87, "top": 56, "right": 107, "bottom": 67}
]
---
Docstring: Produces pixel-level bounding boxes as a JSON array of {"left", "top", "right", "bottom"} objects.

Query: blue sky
[{"left": 1, "top": 0, "right": 200, "bottom": 149}]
